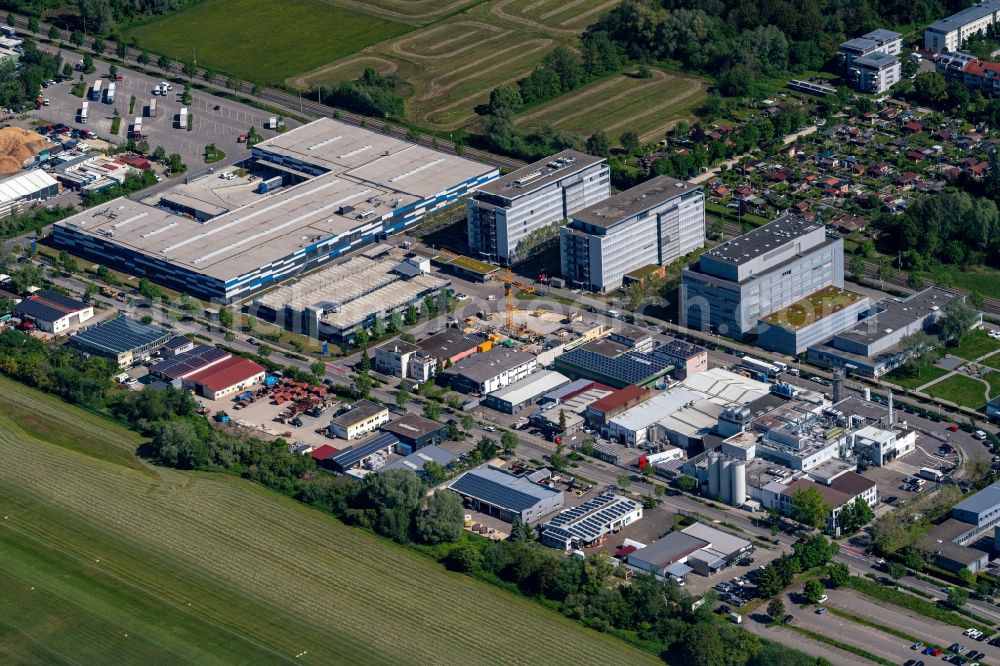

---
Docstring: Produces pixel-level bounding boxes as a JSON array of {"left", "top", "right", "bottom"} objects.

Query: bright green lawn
[
  {"left": 948, "top": 329, "right": 1000, "bottom": 361},
  {"left": 923, "top": 374, "right": 988, "bottom": 409},
  {"left": 126, "top": 0, "right": 413, "bottom": 84},
  {"left": 886, "top": 364, "right": 948, "bottom": 391},
  {"left": 0, "top": 376, "right": 658, "bottom": 665}
]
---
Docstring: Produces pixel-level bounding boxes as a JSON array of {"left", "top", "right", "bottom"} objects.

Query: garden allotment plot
[{"left": 0, "top": 377, "right": 659, "bottom": 665}]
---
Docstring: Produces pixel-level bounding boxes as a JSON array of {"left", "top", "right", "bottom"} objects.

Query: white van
[{"left": 773, "top": 361, "right": 788, "bottom": 373}]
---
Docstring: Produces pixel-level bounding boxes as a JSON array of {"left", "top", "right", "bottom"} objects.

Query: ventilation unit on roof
[{"left": 514, "top": 171, "right": 542, "bottom": 186}]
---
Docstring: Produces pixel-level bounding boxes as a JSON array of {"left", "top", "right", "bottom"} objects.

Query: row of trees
[
  {"left": 312, "top": 67, "right": 406, "bottom": 120},
  {"left": 444, "top": 536, "right": 822, "bottom": 666}
]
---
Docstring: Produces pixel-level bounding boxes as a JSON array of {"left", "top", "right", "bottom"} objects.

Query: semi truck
[
  {"left": 741, "top": 356, "right": 780, "bottom": 378},
  {"left": 89, "top": 79, "right": 102, "bottom": 101},
  {"left": 147, "top": 97, "right": 157, "bottom": 117},
  {"left": 104, "top": 81, "right": 115, "bottom": 103},
  {"left": 131, "top": 116, "right": 142, "bottom": 140},
  {"left": 177, "top": 107, "right": 187, "bottom": 129},
  {"left": 79, "top": 101, "right": 88, "bottom": 124}
]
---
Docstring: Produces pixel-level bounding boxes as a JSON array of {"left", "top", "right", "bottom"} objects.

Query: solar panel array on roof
[
  {"left": 71, "top": 316, "right": 171, "bottom": 355},
  {"left": 543, "top": 493, "right": 641, "bottom": 544},
  {"left": 449, "top": 467, "right": 559, "bottom": 512},
  {"left": 13, "top": 290, "right": 88, "bottom": 323},
  {"left": 329, "top": 433, "right": 398, "bottom": 470},
  {"left": 150, "top": 345, "right": 230, "bottom": 380},
  {"left": 557, "top": 347, "right": 673, "bottom": 386}
]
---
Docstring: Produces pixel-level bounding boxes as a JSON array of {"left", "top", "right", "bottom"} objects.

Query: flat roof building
[
  {"left": 380, "top": 444, "right": 457, "bottom": 476},
  {"left": 757, "top": 287, "right": 870, "bottom": 356},
  {"left": 561, "top": 176, "right": 705, "bottom": 292},
  {"left": 681, "top": 213, "right": 843, "bottom": 337},
  {"left": 837, "top": 29, "right": 902, "bottom": 93},
  {"left": 417, "top": 329, "right": 485, "bottom": 365},
  {"left": 482, "top": 369, "right": 570, "bottom": 414},
  {"left": 53, "top": 118, "right": 497, "bottom": 302},
  {"left": 651, "top": 339, "right": 708, "bottom": 379},
  {"left": 925, "top": 1, "right": 1000, "bottom": 53},
  {"left": 13, "top": 289, "right": 93, "bottom": 334},
  {"left": 584, "top": 385, "right": 652, "bottom": 428},
  {"left": 329, "top": 400, "right": 390, "bottom": 440},
  {"left": 448, "top": 465, "right": 565, "bottom": 523},
  {"left": 807, "top": 287, "right": 976, "bottom": 377},
  {"left": 553, "top": 339, "right": 674, "bottom": 389},
  {"left": 468, "top": 150, "right": 609, "bottom": 263},
  {"left": 626, "top": 522, "right": 752, "bottom": 578},
  {"left": 440, "top": 348, "right": 537, "bottom": 394},
  {"left": 69, "top": 315, "right": 172, "bottom": 367},
  {"left": 328, "top": 432, "right": 398, "bottom": 473},
  {"left": 380, "top": 413, "right": 447, "bottom": 453}
]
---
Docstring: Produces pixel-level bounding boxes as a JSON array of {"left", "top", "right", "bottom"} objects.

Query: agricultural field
[
  {"left": 125, "top": 0, "right": 413, "bottom": 84},
  {"left": 515, "top": 70, "right": 708, "bottom": 141},
  {"left": 0, "top": 376, "right": 658, "bottom": 665}
]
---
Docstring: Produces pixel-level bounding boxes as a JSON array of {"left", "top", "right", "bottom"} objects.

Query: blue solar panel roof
[
  {"left": 555, "top": 347, "right": 673, "bottom": 387},
  {"left": 150, "top": 345, "right": 229, "bottom": 380},
  {"left": 449, "top": 466, "right": 560, "bottom": 512},
  {"left": 330, "top": 433, "right": 398, "bottom": 470},
  {"left": 71, "top": 316, "right": 171, "bottom": 355}
]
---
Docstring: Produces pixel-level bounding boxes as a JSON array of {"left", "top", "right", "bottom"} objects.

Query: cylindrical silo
[
  {"left": 731, "top": 460, "right": 747, "bottom": 507},
  {"left": 720, "top": 458, "right": 732, "bottom": 504},
  {"left": 708, "top": 453, "right": 720, "bottom": 499}
]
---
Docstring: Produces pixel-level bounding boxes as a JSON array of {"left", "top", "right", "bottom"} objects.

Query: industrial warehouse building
[
  {"left": 380, "top": 413, "right": 447, "bottom": 454},
  {"left": 681, "top": 214, "right": 844, "bottom": 338},
  {"left": 448, "top": 465, "right": 564, "bottom": 524},
  {"left": 467, "top": 150, "right": 609, "bottom": 264},
  {"left": 12, "top": 289, "right": 93, "bottom": 333},
  {"left": 0, "top": 169, "right": 60, "bottom": 217},
  {"left": 626, "top": 522, "right": 752, "bottom": 579},
  {"left": 560, "top": 176, "right": 705, "bottom": 292},
  {"left": 52, "top": 118, "right": 498, "bottom": 302},
  {"left": 329, "top": 400, "right": 390, "bottom": 440},
  {"left": 184, "top": 356, "right": 266, "bottom": 400},
  {"left": 553, "top": 338, "right": 673, "bottom": 389},
  {"left": 440, "top": 348, "right": 537, "bottom": 394},
  {"left": 69, "top": 316, "right": 172, "bottom": 366},
  {"left": 540, "top": 492, "right": 643, "bottom": 550},
  {"left": 483, "top": 370, "right": 570, "bottom": 414},
  {"left": 252, "top": 245, "right": 450, "bottom": 342}
]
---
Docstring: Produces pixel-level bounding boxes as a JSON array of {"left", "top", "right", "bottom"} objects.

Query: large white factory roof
[
  {"left": 681, "top": 368, "right": 771, "bottom": 405},
  {"left": 54, "top": 118, "right": 497, "bottom": 283}
]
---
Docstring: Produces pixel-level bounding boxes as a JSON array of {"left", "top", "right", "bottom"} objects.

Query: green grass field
[
  {"left": 885, "top": 364, "right": 948, "bottom": 391},
  {"left": 923, "top": 374, "right": 988, "bottom": 409},
  {"left": 126, "top": 0, "right": 413, "bottom": 84},
  {"left": 0, "top": 376, "right": 658, "bottom": 665},
  {"left": 948, "top": 329, "right": 1000, "bottom": 361}
]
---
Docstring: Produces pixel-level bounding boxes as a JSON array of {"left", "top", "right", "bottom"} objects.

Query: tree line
[{"left": 0, "top": 37, "right": 62, "bottom": 110}]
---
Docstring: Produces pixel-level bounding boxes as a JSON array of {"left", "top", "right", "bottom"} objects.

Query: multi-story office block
[
  {"left": 836, "top": 29, "right": 902, "bottom": 71},
  {"left": 560, "top": 176, "right": 704, "bottom": 292},
  {"left": 925, "top": 1, "right": 1000, "bottom": 53},
  {"left": 680, "top": 214, "right": 844, "bottom": 338},
  {"left": 467, "top": 150, "right": 609, "bottom": 264}
]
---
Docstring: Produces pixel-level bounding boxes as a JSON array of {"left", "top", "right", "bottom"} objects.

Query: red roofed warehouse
[{"left": 185, "top": 356, "right": 266, "bottom": 399}]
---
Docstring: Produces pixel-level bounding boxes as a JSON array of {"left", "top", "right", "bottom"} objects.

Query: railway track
[{"left": 13, "top": 14, "right": 525, "bottom": 172}]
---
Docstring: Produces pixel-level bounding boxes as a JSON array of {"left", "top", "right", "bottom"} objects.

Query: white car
[
  {"left": 817, "top": 594, "right": 828, "bottom": 603},
  {"left": 160, "top": 81, "right": 172, "bottom": 91}
]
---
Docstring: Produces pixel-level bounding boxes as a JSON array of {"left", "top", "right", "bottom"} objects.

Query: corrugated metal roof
[
  {"left": 186, "top": 356, "right": 264, "bottom": 392},
  {"left": 953, "top": 481, "right": 1000, "bottom": 516},
  {"left": 486, "top": 370, "right": 569, "bottom": 406},
  {"left": 0, "top": 170, "right": 58, "bottom": 204}
]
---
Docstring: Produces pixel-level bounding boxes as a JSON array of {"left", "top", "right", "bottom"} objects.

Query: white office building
[
  {"left": 836, "top": 29, "right": 902, "bottom": 72},
  {"left": 560, "top": 176, "right": 705, "bottom": 292},
  {"left": 467, "top": 150, "right": 609, "bottom": 264},
  {"left": 681, "top": 214, "right": 843, "bottom": 338},
  {"left": 925, "top": 1, "right": 1000, "bottom": 53}
]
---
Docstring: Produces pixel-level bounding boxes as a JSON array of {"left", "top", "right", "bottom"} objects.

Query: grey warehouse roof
[
  {"left": 705, "top": 214, "right": 821, "bottom": 265},
  {"left": 571, "top": 175, "right": 698, "bottom": 230},
  {"left": 835, "top": 287, "right": 958, "bottom": 346},
  {"left": 71, "top": 316, "right": 171, "bottom": 355},
  {"left": 953, "top": 480, "right": 1000, "bottom": 516},
  {"left": 380, "top": 413, "right": 445, "bottom": 440},
  {"left": 475, "top": 150, "right": 604, "bottom": 198},
  {"left": 330, "top": 399, "right": 387, "bottom": 427},
  {"left": 448, "top": 465, "right": 561, "bottom": 512},
  {"left": 443, "top": 348, "right": 536, "bottom": 383},
  {"left": 487, "top": 370, "right": 569, "bottom": 405},
  {"left": 928, "top": 1, "right": 1000, "bottom": 33},
  {"left": 380, "top": 444, "right": 457, "bottom": 473}
]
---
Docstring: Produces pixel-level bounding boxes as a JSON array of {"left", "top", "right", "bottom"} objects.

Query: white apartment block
[
  {"left": 560, "top": 176, "right": 704, "bottom": 292},
  {"left": 467, "top": 150, "right": 609, "bottom": 264},
  {"left": 925, "top": 1, "right": 1000, "bottom": 52}
]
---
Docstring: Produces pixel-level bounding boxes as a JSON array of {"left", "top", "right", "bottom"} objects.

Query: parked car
[{"left": 815, "top": 607, "right": 827, "bottom": 614}]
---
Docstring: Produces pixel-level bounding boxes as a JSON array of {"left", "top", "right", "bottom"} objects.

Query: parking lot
[{"left": 30, "top": 49, "right": 299, "bottom": 167}]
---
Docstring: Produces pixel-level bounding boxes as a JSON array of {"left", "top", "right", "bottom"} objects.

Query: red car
[{"left": 947, "top": 424, "right": 960, "bottom": 432}]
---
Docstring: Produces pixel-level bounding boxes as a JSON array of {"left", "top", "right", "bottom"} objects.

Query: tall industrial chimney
[
  {"left": 888, "top": 391, "right": 894, "bottom": 428},
  {"left": 832, "top": 365, "right": 845, "bottom": 404}
]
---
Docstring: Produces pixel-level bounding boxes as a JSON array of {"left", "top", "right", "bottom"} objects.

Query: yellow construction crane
[{"left": 497, "top": 268, "right": 537, "bottom": 335}]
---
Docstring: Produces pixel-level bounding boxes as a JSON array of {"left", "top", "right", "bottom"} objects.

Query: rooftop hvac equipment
[{"left": 514, "top": 170, "right": 542, "bottom": 186}]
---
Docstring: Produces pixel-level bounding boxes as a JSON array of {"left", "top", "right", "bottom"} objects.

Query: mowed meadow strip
[{"left": 0, "top": 377, "right": 659, "bottom": 665}]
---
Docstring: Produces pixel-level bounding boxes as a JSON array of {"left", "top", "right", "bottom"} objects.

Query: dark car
[{"left": 782, "top": 614, "right": 793, "bottom": 624}]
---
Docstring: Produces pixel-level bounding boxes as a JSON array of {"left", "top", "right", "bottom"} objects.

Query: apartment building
[
  {"left": 680, "top": 214, "right": 843, "bottom": 338},
  {"left": 467, "top": 150, "right": 609, "bottom": 264},
  {"left": 849, "top": 52, "right": 901, "bottom": 94},
  {"left": 560, "top": 176, "right": 705, "bottom": 292},
  {"left": 837, "top": 29, "right": 902, "bottom": 72},
  {"left": 925, "top": 1, "right": 1000, "bottom": 53}
]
